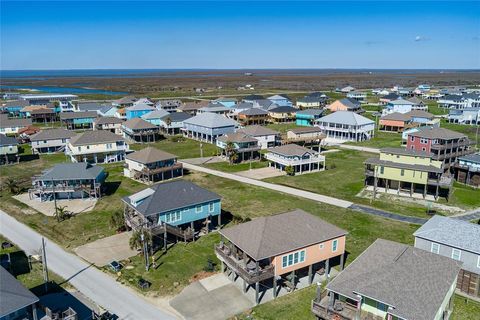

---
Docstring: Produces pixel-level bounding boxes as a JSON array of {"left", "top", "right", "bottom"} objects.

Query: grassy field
[
  {"left": 266, "top": 122, "right": 301, "bottom": 134},
  {"left": 130, "top": 135, "right": 219, "bottom": 159},
  {"left": 345, "top": 130, "right": 402, "bottom": 148},
  {"left": 204, "top": 159, "right": 269, "bottom": 172}
]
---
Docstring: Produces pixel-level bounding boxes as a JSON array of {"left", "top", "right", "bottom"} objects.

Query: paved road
[
  {"left": 0, "top": 210, "right": 176, "bottom": 320},
  {"left": 453, "top": 208, "right": 480, "bottom": 221},
  {"left": 181, "top": 162, "right": 426, "bottom": 224}
]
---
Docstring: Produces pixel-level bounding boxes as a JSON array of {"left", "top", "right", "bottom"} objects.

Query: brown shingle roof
[
  {"left": 380, "top": 112, "right": 411, "bottom": 121},
  {"left": 409, "top": 127, "right": 466, "bottom": 140},
  {"left": 267, "top": 144, "right": 318, "bottom": 157},
  {"left": 237, "top": 125, "right": 279, "bottom": 136},
  {"left": 220, "top": 209, "right": 347, "bottom": 260},
  {"left": 30, "top": 128, "right": 74, "bottom": 141},
  {"left": 69, "top": 130, "right": 125, "bottom": 146},
  {"left": 122, "top": 118, "right": 158, "bottom": 130},
  {"left": 126, "top": 147, "right": 176, "bottom": 164},
  {"left": 404, "top": 109, "right": 434, "bottom": 119},
  {"left": 60, "top": 111, "right": 98, "bottom": 120}
]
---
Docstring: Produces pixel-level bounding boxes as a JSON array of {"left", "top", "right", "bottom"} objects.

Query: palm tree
[
  {"left": 165, "top": 117, "right": 172, "bottom": 135},
  {"left": 225, "top": 142, "right": 238, "bottom": 165},
  {"left": 54, "top": 205, "right": 68, "bottom": 222},
  {"left": 109, "top": 210, "right": 125, "bottom": 231},
  {"left": 129, "top": 230, "right": 152, "bottom": 253},
  {"left": 285, "top": 165, "right": 295, "bottom": 176},
  {"left": 2, "top": 178, "right": 18, "bottom": 194}
]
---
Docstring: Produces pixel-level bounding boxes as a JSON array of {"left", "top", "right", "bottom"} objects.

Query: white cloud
[{"left": 414, "top": 35, "right": 429, "bottom": 42}]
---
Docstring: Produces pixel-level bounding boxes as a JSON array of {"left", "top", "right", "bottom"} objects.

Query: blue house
[
  {"left": 126, "top": 103, "right": 155, "bottom": 120},
  {"left": 1, "top": 100, "right": 29, "bottom": 116},
  {"left": 60, "top": 111, "right": 98, "bottom": 130},
  {"left": 296, "top": 109, "right": 324, "bottom": 126},
  {"left": 98, "top": 105, "right": 118, "bottom": 117},
  {"left": 123, "top": 180, "right": 222, "bottom": 244},
  {"left": 268, "top": 94, "right": 293, "bottom": 107},
  {"left": 214, "top": 98, "right": 237, "bottom": 108},
  {"left": 141, "top": 109, "right": 170, "bottom": 126}
]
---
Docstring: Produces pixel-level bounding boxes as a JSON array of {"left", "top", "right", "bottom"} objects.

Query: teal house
[
  {"left": 296, "top": 109, "right": 324, "bottom": 126},
  {"left": 126, "top": 103, "right": 155, "bottom": 120},
  {"left": 141, "top": 109, "right": 170, "bottom": 126},
  {"left": 123, "top": 180, "right": 222, "bottom": 244},
  {"left": 60, "top": 111, "right": 98, "bottom": 130}
]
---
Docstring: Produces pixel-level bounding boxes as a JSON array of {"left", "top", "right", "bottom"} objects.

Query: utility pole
[
  {"left": 52, "top": 179, "right": 58, "bottom": 221},
  {"left": 200, "top": 143, "right": 203, "bottom": 158},
  {"left": 41, "top": 237, "right": 49, "bottom": 293},
  {"left": 141, "top": 232, "right": 149, "bottom": 271}
]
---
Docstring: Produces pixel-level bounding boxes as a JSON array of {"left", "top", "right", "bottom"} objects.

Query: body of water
[{"left": 0, "top": 85, "right": 127, "bottom": 96}]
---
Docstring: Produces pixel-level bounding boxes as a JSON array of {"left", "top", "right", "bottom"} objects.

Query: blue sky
[{"left": 1, "top": 1, "right": 479, "bottom": 70}]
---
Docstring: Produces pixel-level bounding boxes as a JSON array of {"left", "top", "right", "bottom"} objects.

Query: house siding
[{"left": 157, "top": 200, "right": 221, "bottom": 226}]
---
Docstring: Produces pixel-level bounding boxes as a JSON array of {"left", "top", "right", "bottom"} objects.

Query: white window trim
[
  {"left": 319, "top": 243, "right": 324, "bottom": 249},
  {"left": 477, "top": 256, "right": 480, "bottom": 269},
  {"left": 281, "top": 249, "right": 306, "bottom": 269},
  {"left": 451, "top": 248, "right": 461, "bottom": 261},
  {"left": 209, "top": 202, "right": 215, "bottom": 213},
  {"left": 195, "top": 205, "right": 202, "bottom": 213},
  {"left": 430, "top": 242, "right": 440, "bottom": 254},
  {"left": 332, "top": 239, "right": 338, "bottom": 252}
]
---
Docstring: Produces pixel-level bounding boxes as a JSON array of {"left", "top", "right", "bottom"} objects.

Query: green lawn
[
  {"left": 442, "top": 182, "right": 480, "bottom": 209},
  {"left": 345, "top": 130, "right": 403, "bottom": 148},
  {"left": 129, "top": 135, "right": 219, "bottom": 159},
  {"left": 266, "top": 122, "right": 302, "bottom": 134},
  {"left": 452, "top": 295, "right": 480, "bottom": 320},
  {"left": 204, "top": 159, "right": 269, "bottom": 172}
]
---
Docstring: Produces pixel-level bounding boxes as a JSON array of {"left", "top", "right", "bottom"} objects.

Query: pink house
[{"left": 215, "top": 209, "right": 347, "bottom": 304}]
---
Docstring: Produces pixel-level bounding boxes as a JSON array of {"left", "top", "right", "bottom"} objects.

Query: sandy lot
[{"left": 13, "top": 193, "right": 97, "bottom": 216}]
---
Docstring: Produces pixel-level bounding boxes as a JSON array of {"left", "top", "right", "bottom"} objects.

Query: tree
[
  {"left": 285, "top": 165, "right": 295, "bottom": 176},
  {"left": 2, "top": 178, "right": 18, "bottom": 194},
  {"left": 164, "top": 117, "right": 172, "bottom": 135},
  {"left": 109, "top": 210, "right": 125, "bottom": 231},
  {"left": 129, "top": 230, "right": 152, "bottom": 253},
  {"left": 54, "top": 205, "right": 69, "bottom": 222},
  {"left": 224, "top": 142, "right": 238, "bottom": 165}
]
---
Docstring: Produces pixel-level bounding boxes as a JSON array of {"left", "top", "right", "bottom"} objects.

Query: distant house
[
  {"left": 414, "top": 215, "right": 480, "bottom": 298},
  {"left": 267, "top": 94, "right": 292, "bottom": 107},
  {"left": 230, "top": 102, "right": 254, "bottom": 118},
  {"left": 217, "top": 209, "right": 347, "bottom": 304},
  {"left": 346, "top": 91, "right": 367, "bottom": 102},
  {"left": 30, "top": 128, "right": 74, "bottom": 154},
  {"left": 315, "top": 111, "right": 375, "bottom": 142},
  {"left": 125, "top": 103, "right": 155, "bottom": 120},
  {"left": 265, "top": 144, "right": 325, "bottom": 174},
  {"left": 75, "top": 101, "right": 107, "bottom": 112},
  {"left": 312, "top": 239, "right": 461, "bottom": 320},
  {"left": 214, "top": 97, "right": 237, "bottom": 108},
  {"left": 379, "top": 110, "right": 437, "bottom": 132},
  {"left": 20, "top": 104, "right": 55, "bottom": 119},
  {"left": 448, "top": 108, "right": 480, "bottom": 125},
  {"left": 178, "top": 101, "right": 210, "bottom": 115},
  {"left": 155, "top": 99, "right": 182, "bottom": 112},
  {"left": 327, "top": 98, "right": 363, "bottom": 113},
  {"left": 383, "top": 98, "right": 415, "bottom": 115},
  {"left": 407, "top": 96, "right": 427, "bottom": 110},
  {"left": 364, "top": 148, "right": 452, "bottom": 200},
  {"left": 98, "top": 105, "right": 118, "bottom": 117},
  {"left": 453, "top": 153, "right": 480, "bottom": 188},
  {"left": 123, "top": 180, "right": 221, "bottom": 245},
  {"left": 141, "top": 109, "right": 170, "bottom": 126},
  {"left": 296, "top": 92, "right": 328, "bottom": 109},
  {"left": 268, "top": 106, "right": 297, "bottom": 123},
  {"left": 339, "top": 85, "right": 355, "bottom": 93},
  {"left": 237, "top": 125, "right": 280, "bottom": 149},
  {"left": 157, "top": 112, "right": 192, "bottom": 135},
  {"left": 93, "top": 116, "right": 124, "bottom": 135},
  {"left": 197, "top": 103, "right": 231, "bottom": 115},
  {"left": 0, "top": 114, "right": 32, "bottom": 135},
  {"left": 216, "top": 132, "right": 260, "bottom": 163},
  {"left": 0, "top": 134, "right": 19, "bottom": 165},
  {"left": 295, "top": 109, "right": 324, "bottom": 126},
  {"left": 115, "top": 107, "right": 127, "bottom": 120},
  {"left": 60, "top": 111, "right": 98, "bottom": 130},
  {"left": 66, "top": 130, "right": 128, "bottom": 163},
  {"left": 0, "top": 266, "right": 39, "bottom": 320},
  {"left": 1, "top": 100, "right": 30, "bottom": 116},
  {"left": 379, "top": 92, "right": 400, "bottom": 105},
  {"left": 242, "top": 94, "right": 265, "bottom": 104},
  {"left": 29, "top": 108, "right": 57, "bottom": 123},
  {"left": 122, "top": 118, "right": 160, "bottom": 143},
  {"left": 237, "top": 108, "right": 268, "bottom": 126},
  {"left": 124, "top": 147, "right": 183, "bottom": 183},
  {"left": 285, "top": 127, "right": 325, "bottom": 145},
  {"left": 29, "top": 163, "right": 106, "bottom": 200},
  {"left": 183, "top": 113, "right": 238, "bottom": 143},
  {"left": 406, "top": 127, "right": 474, "bottom": 170},
  {"left": 19, "top": 93, "right": 78, "bottom": 106},
  {"left": 112, "top": 96, "right": 137, "bottom": 108}
]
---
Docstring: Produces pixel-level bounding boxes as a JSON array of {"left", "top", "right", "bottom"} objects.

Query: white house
[
  {"left": 66, "top": 130, "right": 129, "bottom": 163},
  {"left": 237, "top": 125, "right": 280, "bottom": 149},
  {"left": 315, "top": 111, "right": 375, "bottom": 142}
]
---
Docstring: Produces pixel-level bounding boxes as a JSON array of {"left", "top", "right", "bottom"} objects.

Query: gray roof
[
  {"left": 29, "top": 108, "right": 55, "bottom": 115},
  {"left": 267, "top": 144, "right": 318, "bottom": 157},
  {"left": 339, "top": 98, "right": 361, "bottom": 110},
  {"left": 94, "top": 116, "right": 124, "bottom": 125},
  {"left": 317, "top": 111, "right": 374, "bottom": 126},
  {"left": 99, "top": 105, "right": 116, "bottom": 115},
  {"left": 142, "top": 109, "right": 170, "bottom": 120},
  {"left": 381, "top": 93, "right": 400, "bottom": 100},
  {"left": 380, "top": 112, "right": 411, "bottom": 121},
  {"left": 184, "top": 113, "right": 238, "bottom": 128},
  {"left": 126, "top": 147, "right": 176, "bottom": 164},
  {"left": 123, "top": 179, "right": 220, "bottom": 216},
  {"left": 297, "top": 96, "right": 326, "bottom": 103},
  {"left": 288, "top": 126, "right": 323, "bottom": 134},
  {"left": 198, "top": 104, "right": 230, "bottom": 113},
  {"left": 126, "top": 103, "right": 155, "bottom": 112},
  {"left": 77, "top": 102, "right": 106, "bottom": 112},
  {"left": 160, "top": 112, "right": 191, "bottom": 122},
  {"left": 268, "top": 106, "right": 296, "bottom": 114},
  {"left": 243, "top": 94, "right": 265, "bottom": 101},
  {"left": 408, "top": 127, "right": 466, "bottom": 140},
  {"left": 0, "top": 267, "right": 39, "bottom": 318},
  {"left": 407, "top": 97, "right": 424, "bottom": 105},
  {"left": 0, "top": 134, "right": 18, "bottom": 147},
  {"left": 254, "top": 99, "right": 275, "bottom": 109},
  {"left": 2, "top": 100, "right": 30, "bottom": 108},
  {"left": 220, "top": 209, "right": 347, "bottom": 260},
  {"left": 178, "top": 101, "right": 210, "bottom": 111},
  {"left": 296, "top": 109, "right": 324, "bottom": 116},
  {"left": 380, "top": 147, "right": 432, "bottom": 158},
  {"left": 30, "top": 128, "right": 74, "bottom": 142},
  {"left": 69, "top": 130, "right": 125, "bottom": 146},
  {"left": 0, "top": 115, "right": 32, "bottom": 128},
  {"left": 38, "top": 163, "right": 104, "bottom": 181},
  {"left": 404, "top": 110, "right": 434, "bottom": 119},
  {"left": 238, "top": 108, "right": 268, "bottom": 116},
  {"left": 364, "top": 157, "right": 443, "bottom": 173},
  {"left": 60, "top": 111, "right": 98, "bottom": 120},
  {"left": 237, "top": 125, "right": 279, "bottom": 137},
  {"left": 326, "top": 239, "right": 461, "bottom": 320},
  {"left": 414, "top": 215, "right": 480, "bottom": 254},
  {"left": 458, "top": 152, "right": 480, "bottom": 164},
  {"left": 233, "top": 102, "right": 254, "bottom": 110},
  {"left": 122, "top": 118, "right": 158, "bottom": 130},
  {"left": 113, "top": 96, "right": 137, "bottom": 105},
  {"left": 155, "top": 99, "right": 182, "bottom": 107},
  {"left": 389, "top": 98, "right": 414, "bottom": 105},
  {"left": 217, "top": 132, "right": 258, "bottom": 144}
]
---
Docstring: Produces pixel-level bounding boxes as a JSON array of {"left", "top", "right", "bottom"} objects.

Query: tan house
[
  {"left": 327, "top": 98, "right": 363, "bottom": 113},
  {"left": 268, "top": 106, "right": 297, "bottom": 123},
  {"left": 285, "top": 127, "right": 326, "bottom": 145},
  {"left": 216, "top": 209, "right": 347, "bottom": 304}
]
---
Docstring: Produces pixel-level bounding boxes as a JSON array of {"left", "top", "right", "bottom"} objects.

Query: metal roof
[
  {"left": 183, "top": 113, "right": 238, "bottom": 128},
  {"left": 317, "top": 111, "right": 374, "bottom": 126},
  {"left": 38, "top": 163, "right": 104, "bottom": 181},
  {"left": 141, "top": 109, "right": 170, "bottom": 120},
  {"left": 0, "top": 134, "right": 18, "bottom": 146}
]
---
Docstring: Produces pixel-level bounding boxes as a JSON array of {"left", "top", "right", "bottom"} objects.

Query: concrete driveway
[
  {"left": 13, "top": 193, "right": 97, "bottom": 217},
  {"left": 235, "top": 167, "right": 286, "bottom": 180},
  {"left": 74, "top": 231, "right": 139, "bottom": 266},
  {"left": 170, "top": 274, "right": 253, "bottom": 320}
]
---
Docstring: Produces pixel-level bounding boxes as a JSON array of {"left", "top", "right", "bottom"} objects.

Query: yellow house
[{"left": 364, "top": 147, "right": 452, "bottom": 200}]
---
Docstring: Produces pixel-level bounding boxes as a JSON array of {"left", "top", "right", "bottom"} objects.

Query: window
[
  {"left": 43, "top": 140, "right": 47, "bottom": 143},
  {"left": 282, "top": 250, "right": 306, "bottom": 268},
  {"left": 86, "top": 145, "right": 90, "bottom": 150},
  {"left": 332, "top": 239, "right": 338, "bottom": 252},
  {"left": 400, "top": 169, "right": 405, "bottom": 176},
  {"left": 319, "top": 243, "right": 324, "bottom": 249},
  {"left": 451, "top": 248, "right": 461, "bottom": 261},
  {"left": 165, "top": 211, "right": 181, "bottom": 223},
  {"left": 209, "top": 202, "right": 215, "bottom": 213},
  {"left": 422, "top": 147, "right": 426, "bottom": 152},
  {"left": 431, "top": 242, "right": 440, "bottom": 254},
  {"left": 78, "top": 147, "right": 82, "bottom": 151},
  {"left": 106, "top": 143, "right": 112, "bottom": 149},
  {"left": 380, "top": 166, "right": 384, "bottom": 174},
  {"left": 410, "top": 136, "right": 415, "bottom": 142},
  {"left": 195, "top": 205, "right": 202, "bottom": 213},
  {"left": 477, "top": 256, "right": 480, "bottom": 269}
]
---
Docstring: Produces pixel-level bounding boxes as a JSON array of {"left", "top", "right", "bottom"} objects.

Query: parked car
[
  {"left": 109, "top": 260, "right": 122, "bottom": 272},
  {"left": 1, "top": 241, "right": 13, "bottom": 249}
]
